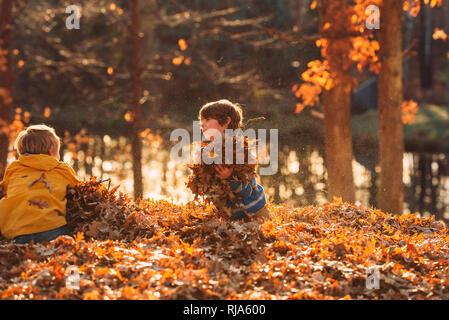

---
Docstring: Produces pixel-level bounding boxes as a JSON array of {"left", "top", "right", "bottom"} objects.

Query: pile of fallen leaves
[
  {"left": 1, "top": 180, "right": 449, "bottom": 300},
  {"left": 186, "top": 136, "right": 257, "bottom": 217},
  {"left": 65, "top": 178, "right": 152, "bottom": 241}
]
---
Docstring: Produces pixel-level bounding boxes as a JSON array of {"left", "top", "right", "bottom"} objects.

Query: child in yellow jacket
[{"left": 0, "top": 124, "right": 79, "bottom": 244}]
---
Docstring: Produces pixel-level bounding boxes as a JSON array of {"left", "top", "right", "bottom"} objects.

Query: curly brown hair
[{"left": 199, "top": 99, "right": 243, "bottom": 130}]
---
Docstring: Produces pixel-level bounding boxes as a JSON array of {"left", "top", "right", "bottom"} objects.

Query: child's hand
[{"left": 215, "top": 165, "right": 233, "bottom": 179}]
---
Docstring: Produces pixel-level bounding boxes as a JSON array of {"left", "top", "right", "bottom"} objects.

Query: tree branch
[
  {"left": 254, "top": 25, "right": 364, "bottom": 44},
  {"left": 403, "top": 39, "right": 418, "bottom": 58}
]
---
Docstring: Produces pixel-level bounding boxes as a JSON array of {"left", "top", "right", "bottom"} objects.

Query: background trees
[
  {"left": 318, "top": 0, "right": 356, "bottom": 203},
  {"left": 377, "top": 0, "right": 405, "bottom": 214},
  {"left": 292, "top": 0, "right": 444, "bottom": 214},
  {"left": 0, "top": 0, "right": 448, "bottom": 218},
  {"left": 129, "top": 0, "right": 143, "bottom": 198},
  {"left": 0, "top": 0, "right": 13, "bottom": 178}
]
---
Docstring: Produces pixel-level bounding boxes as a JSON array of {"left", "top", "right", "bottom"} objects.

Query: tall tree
[
  {"left": 418, "top": 0, "right": 434, "bottom": 89},
  {"left": 318, "top": 0, "right": 355, "bottom": 203},
  {"left": 0, "top": 0, "right": 13, "bottom": 179},
  {"left": 292, "top": 0, "right": 384, "bottom": 204},
  {"left": 377, "top": 0, "right": 404, "bottom": 214},
  {"left": 129, "top": 0, "right": 143, "bottom": 198},
  {"left": 292, "top": 0, "right": 443, "bottom": 210}
]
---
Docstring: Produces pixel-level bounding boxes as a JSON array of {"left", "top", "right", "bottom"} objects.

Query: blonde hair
[
  {"left": 14, "top": 124, "right": 61, "bottom": 156},
  {"left": 199, "top": 99, "right": 243, "bottom": 130}
]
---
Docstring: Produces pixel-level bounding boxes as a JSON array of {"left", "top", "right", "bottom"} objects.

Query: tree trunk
[
  {"left": 322, "top": 88, "right": 355, "bottom": 203},
  {"left": 430, "top": 155, "right": 438, "bottom": 216},
  {"left": 418, "top": 0, "right": 434, "bottom": 89},
  {"left": 129, "top": 0, "right": 143, "bottom": 199},
  {"left": 417, "top": 154, "right": 428, "bottom": 214},
  {"left": 319, "top": 0, "right": 355, "bottom": 203},
  {"left": 377, "top": 0, "right": 404, "bottom": 214},
  {"left": 0, "top": 0, "right": 13, "bottom": 179}
]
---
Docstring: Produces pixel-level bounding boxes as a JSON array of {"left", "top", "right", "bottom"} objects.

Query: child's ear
[
  {"left": 49, "top": 147, "right": 61, "bottom": 160},
  {"left": 225, "top": 116, "right": 231, "bottom": 128}
]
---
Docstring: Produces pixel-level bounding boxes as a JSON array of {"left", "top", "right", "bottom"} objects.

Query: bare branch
[
  {"left": 254, "top": 25, "right": 364, "bottom": 44},
  {"left": 403, "top": 39, "right": 418, "bottom": 58},
  {"left": 163, "top": 7, "right": 241, "bottom": 27},
  {"left": 217, "top": 16, "right": 272, "bottom": 27}
]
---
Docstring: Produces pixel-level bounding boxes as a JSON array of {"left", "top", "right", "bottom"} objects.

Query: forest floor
[{"left": 1, "top": 178, "right": 448, "bottom": 300}]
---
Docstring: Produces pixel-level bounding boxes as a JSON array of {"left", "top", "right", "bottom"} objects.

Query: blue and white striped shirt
[{"left": 227, "top": 176, "right": 267, "bottom": 220}]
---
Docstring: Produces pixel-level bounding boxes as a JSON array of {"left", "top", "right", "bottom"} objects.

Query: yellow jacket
[{"left": 0, "top": 154, "right": 79, "bottom": 239}]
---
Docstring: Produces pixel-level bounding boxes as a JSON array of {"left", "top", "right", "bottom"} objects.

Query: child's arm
[
  {"left": 57, "top": 162, "right": 80, "bottom": 187},
  {"left": 67, "top": 167, "right": 81, "bottom": 187}
]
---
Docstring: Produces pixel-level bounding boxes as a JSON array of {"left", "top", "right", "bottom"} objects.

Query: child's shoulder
[
  {"left": 55, "top": 161, "right": 74, "bottom": 170},
  {"left": 6, "top": 159, "right": 22, "bottom": 168},
  {"left": 55, "top": 161, "right": 77, "bottom": 177},
  {"left": 2, "top": 160, "right": 23, "bottom": 176}
]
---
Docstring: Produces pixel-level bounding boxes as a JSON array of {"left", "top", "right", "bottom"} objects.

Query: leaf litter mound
[
  {"left": 186, "top": 135, "right": 257, "bottom": 218},
  {"left": 1, "top": 178, "right": 449, "bottom": 300}
]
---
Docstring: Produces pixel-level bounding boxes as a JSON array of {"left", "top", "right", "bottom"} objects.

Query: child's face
[{"left": 200, "top": 117, "right": 228, "bottom": 141}]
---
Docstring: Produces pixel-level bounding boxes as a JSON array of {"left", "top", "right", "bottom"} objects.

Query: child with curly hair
[{"left": 190, "top": 99, "right": 271, "bottom": 221}]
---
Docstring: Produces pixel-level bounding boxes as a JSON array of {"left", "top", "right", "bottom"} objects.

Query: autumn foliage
[
  {"left": 186, "top": 137, "right": 257, "bottom": 218},
  {"left": 1, "top": 179, "right": 449, "bottom": 300},
  {"left": 292, "top": 0, "right": 443, "bottom": 122}
]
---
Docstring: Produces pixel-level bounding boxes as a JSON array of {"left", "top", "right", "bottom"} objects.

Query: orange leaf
[
  {"left": 401, "top": 100, "right": 419, "bottom": 124},
  {"left": 110, "top": 185, "right": 121, "bottom": 194},
  {"left": 172, "top": 56, "right": 184, "bottom": 65},
  {"left": 83, "top": 290, "right": 100, "bottom": 300},
  {"left": 75, "top": 232, "right": 84, "bottom": 242},
  {"left": 44, "top": 106, "right": 51, "bottom": 118},
  {"left": 433, "top": 28, "right": 447, "bottom": 41},
  {"left": 178, "top": 39, "right": 188, "bottom": 51},
  {"left": 295, "top": 103, "right": 305, "bottom": 114},
  {"left": 124, "top": 111, "right": 133, "bottom": 122}
]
